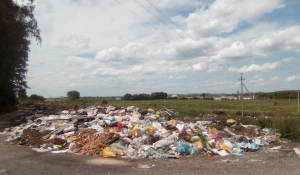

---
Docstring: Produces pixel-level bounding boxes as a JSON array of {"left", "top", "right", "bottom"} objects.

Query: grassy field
[{"left": 46, "top": 98, "right": 300, "bottom": 118}]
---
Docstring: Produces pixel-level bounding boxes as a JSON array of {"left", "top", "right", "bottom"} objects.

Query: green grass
[{"left": 44, "top": 98, "right": 300, "bottom": 117}]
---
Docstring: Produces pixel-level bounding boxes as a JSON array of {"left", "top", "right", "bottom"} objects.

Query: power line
[
  {"left": 144, "top": 0, "right": 198, "bottom": 42},
  {"left": 114, "top": 1, "right": 186, "bottom": 49},
  {"left": 134, "top": 0, "right": 203, "bottom": 54},
  {"left": 113, "top": 0, "right": 200, "bottom": 57}
]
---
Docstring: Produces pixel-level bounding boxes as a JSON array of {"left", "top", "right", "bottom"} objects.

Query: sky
[{"left": 24, "top": 0, "right": 300, "bottom": 97}]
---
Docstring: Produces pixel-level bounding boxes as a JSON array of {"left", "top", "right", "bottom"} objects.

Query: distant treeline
[
  {"left": 255, "top": 90, "right": 299, "bottom": 99},
  {"left": 45, "top": 90, "right": 299, "bottom": 101},
  {"left": 123, "top": 92, "right": 167, "bottom": 100}
]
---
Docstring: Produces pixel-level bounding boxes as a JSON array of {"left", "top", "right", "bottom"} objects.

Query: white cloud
[
  {"left": 181, "top": 0, "right": 284, "bottom": 37},
  {"left": 69, "top": 73, "right": 89, "bottom": 79},
  {"left": 92, "top": 68, "right": 129, "bottom": 77},
  {"left": 65, "top": 56, "right": 98, "bottom": 69},
  {"left": 254, "top": 75, "right": 262, "bottom": 79},
  {"left": 95, "top": 42, "right": 149, "bottom": 63},
  {"left": 205, "top": 81, "right": 232, "bottom": 86},
  {"left": 213, "top": 41, "right": 248, "bottom": 61},
  {"left": 207, "top": 65, "right": 221, "bottom": 72},
  {"left": 286, "top": 75, "right": 299, "bottom": 82},
  {"left": 248, "top": 78, "right": 266, "bottom": 86},
  {"left": 283, "top": 58, "right": 294, "bottom": 63},
  {"left": 144, "top": 0, "right": 205, "bottom": 10},
  {"left": 193, "top": 62, "right": 207, "bottom": 71},
  {"left": 252, "top": 26, "right": 300, "bottom": 53},
  {"left": 175, "top": 76, "right": 187, "bottom": 79},
  {"left": 228, "top": 62, "right": 281, "bottom": 73},
  {"left": 50, "top": 34, "right": 91, "bottom": 49},
  {"left": 192, "top": 62, "right": 221, "bottom": 72},
  {"left": 271, "top": 76, "right": 279, "bottom": 81}
]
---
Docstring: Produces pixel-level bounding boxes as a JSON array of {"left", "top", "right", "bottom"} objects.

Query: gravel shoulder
[{"left": 0, "top": 135, "right": 300, "bottom": 175}]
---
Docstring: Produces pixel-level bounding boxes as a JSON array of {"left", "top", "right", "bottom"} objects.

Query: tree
[
  {"left": 67, "top": 90, "right": 80, "bottom": 100},
  {"left": 17, "top": 88, "right": 28, "bottom": 100},
  {"left": 123, "top": 93, "right": 133, "bottom": 100},
  {"left": 202, "top": 93, "right": 206, "bottom": 99},
  {"left": 0, "top": 0, "right": 41, "bottom": 113},
  {"left": 29, "top": 94, "right": 45, "bottom": 102},
  {"left": 151, "top": 92, "right": 167, "bottom": 99}
]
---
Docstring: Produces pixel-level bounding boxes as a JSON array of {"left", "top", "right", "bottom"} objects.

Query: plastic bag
[
  {"left": 194, "top": 141, "right": 203, "bottom": 150},
  {"left": 176, "top": 141, "right": 193, "bottom": 154},
  {"left": 100, "top": 147, "right": 116, "bottom": 158},
  {"left": 220, "top": 144, "right": 231, "bottom": 151},
  {"left": 148, "top": 108, "right": 155, "bottom": 113},
  {"left": 226, "top": 119, "right": 236, "bottom": 124},
  {"left": 145, "top": 126, "right": 155, "bottom": 134},
  {"left": 167, "top": 120, "right": 177, "bottom": 126},
  {"left": 138, "top": 164, "right": 151, "bottom": 169},
  {"left": 110, "top": 143, "right": 126, "bottom": 155},
  {"left": 69, "top": 136, "right": 78, "bottom": 142}
]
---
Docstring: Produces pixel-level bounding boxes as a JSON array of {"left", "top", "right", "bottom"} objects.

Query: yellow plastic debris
[
  {"left": 69, "top": 136, "right": 78, "bottom": 142},
  {"left": 220, "top": 144, "right": 231, "bottom": 151},
  {"left": 100, "top": 147, "right": 116, "bottom": 158},
  {"left": 109, "top": 128, "right": 119, "bottom": 134},
  {"left": 132, "top": 112, "right": 139, "bottom": 116},
  {"left": 49, "top": 135, "right": 56, "bottom": 139},
  {"left": 128, "top": 129, "right": 142, "bottom": 137},
  {"left": 146, "top": 126, "right": 155, "bottom": 134},
  {"left": 227, "top": 119, "right": 236, "bottom": 124},
  {"left": 167, "top": 120, "right": 177, "bottom": 126},
  {"left": 55, "top": 145, "right": 62, "bottom": 148},
  {"left": 148, "top": 108, "right": 155, "bottom": 113},
  {"left": 194, "top": 141, "right": 203, "bottom": 150},
  {"left": 181, "top": 133, "right": 192, "bottom": 142},
  {"left": 133, "top": 124, "right": 140, "bottom": 130},
  {"left": 209, "top": 127, "right": 219, "bottom": 137}
]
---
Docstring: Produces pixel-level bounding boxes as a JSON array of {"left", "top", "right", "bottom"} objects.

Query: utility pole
[
  {"left": 238, "top": 73, "right": 245, "bottom": 117},
  {"left": 298, "top": 90, "right": 299, "bottom": 112}
]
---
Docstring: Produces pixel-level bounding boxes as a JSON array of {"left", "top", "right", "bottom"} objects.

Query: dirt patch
[
  {"left": 12, "top": 129, "right": 68, "bottom": 149},
  {"left": 230, "top": 125, "right": 258, "bottom": 137},
  {"left": 73, "top": 129, "right": 113, "bottom": 156}
]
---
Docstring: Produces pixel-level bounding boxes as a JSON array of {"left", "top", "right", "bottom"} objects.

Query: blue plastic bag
[{"left": 176, "top": 141, "right": 194, "bottom": 155}]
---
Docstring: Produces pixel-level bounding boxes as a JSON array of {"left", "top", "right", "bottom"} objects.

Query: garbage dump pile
[{"left": 1, "top": 105, "right": 282, "bottom": 159}]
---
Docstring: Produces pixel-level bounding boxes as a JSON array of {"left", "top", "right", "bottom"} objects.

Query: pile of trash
[{"left": 0, "top": 105, "right": 282, "bottom": 159}]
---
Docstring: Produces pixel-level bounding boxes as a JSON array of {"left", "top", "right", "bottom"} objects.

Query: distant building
[
  {"left": 237, "top": 95, "right": 255, "bottom": 100},
  {"left": 214, "top": 96, "right": 237, "bottom": 100},
  {"left": 115, "top": 97, "right": 121, "bottom": 100}
]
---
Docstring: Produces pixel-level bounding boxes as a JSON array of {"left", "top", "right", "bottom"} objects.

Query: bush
[
  {"left": 29, "top": 94, "right": 45, "bottom": 102},
  {"left": 102, "top": 100, "right": 108, "bottom": 104},
  {"left": 272, "top": 117, "right": 300, "bottom": 141},
  {"left": 257, "top": 118, "right": 272, "bottom": 129},
  {"left": 236, "top": 111, "right": 242, "bottom": 116},
  {"left": 67, "top": 90, "right": 80, "bottom": 100}
]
